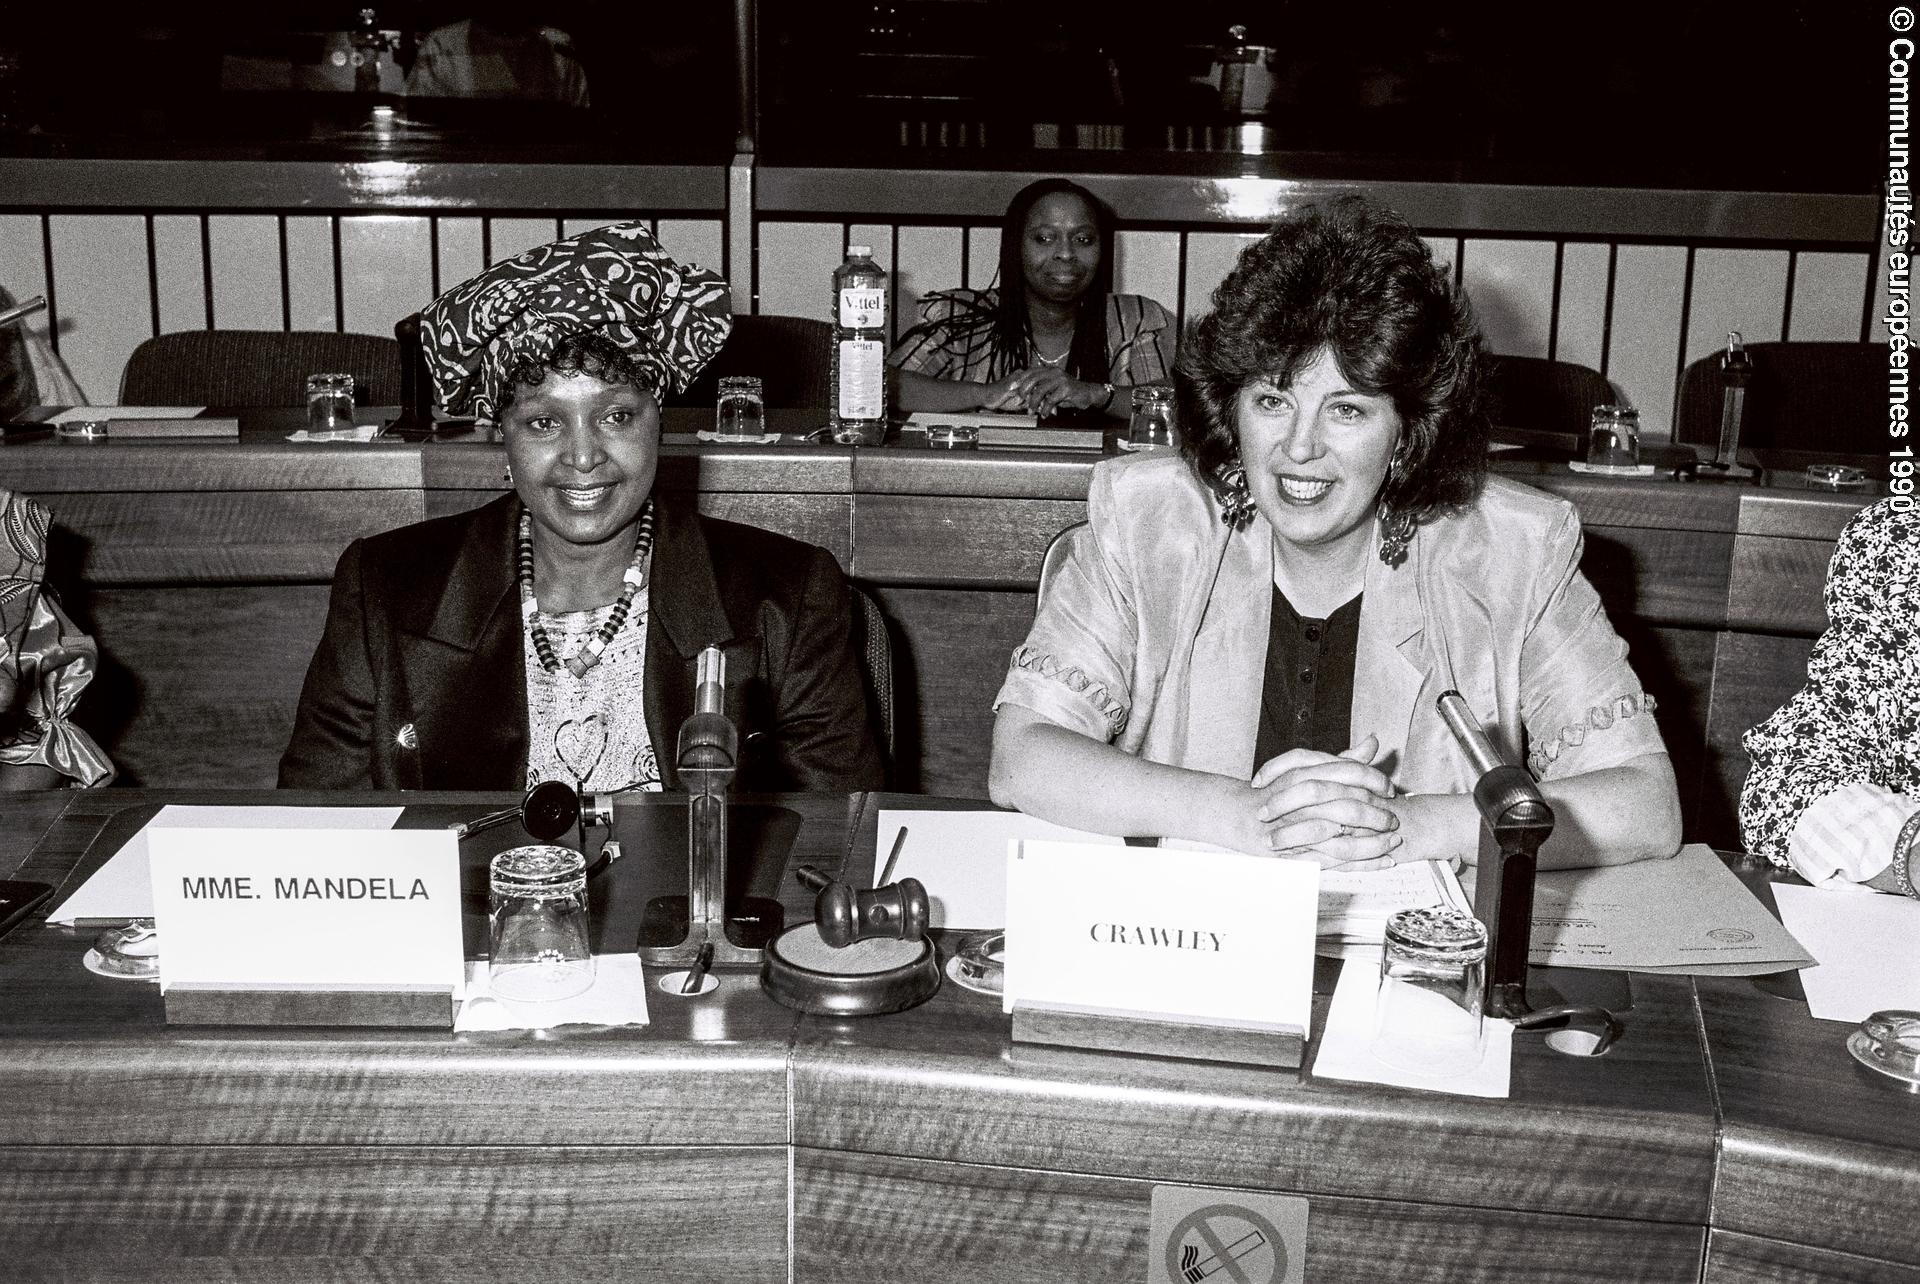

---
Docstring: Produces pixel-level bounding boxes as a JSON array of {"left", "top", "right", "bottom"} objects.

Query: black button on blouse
[{"left": 1254, "top": 588, "right": 1363, "bottom": 766}]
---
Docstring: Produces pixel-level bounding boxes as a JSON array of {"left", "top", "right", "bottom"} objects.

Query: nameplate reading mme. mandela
[
  {"left": 148, "top": 828, "right": 464, "bottom": 998},
  {"left": 1003, "top": 839, "right": 1318, "bottom": 1036}
]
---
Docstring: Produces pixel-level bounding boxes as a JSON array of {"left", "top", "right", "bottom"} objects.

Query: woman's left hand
[{"left": 1007, "top": 368, "right": 1107, "bottom": 417}]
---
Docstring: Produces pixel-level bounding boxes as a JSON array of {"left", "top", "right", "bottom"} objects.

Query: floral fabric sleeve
[
  {"left": 0, "top": 491, "right": 113, "bottom": 786},
  {"left": 1740, "top": 500, "right": 1920, "bottom": 867}
]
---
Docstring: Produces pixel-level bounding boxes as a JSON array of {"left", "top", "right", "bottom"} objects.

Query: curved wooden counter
[
  {"left": 6, "top": 415, "right": 1875, "bottom": 847},
  {"left": 1, "top": 790, "right": 1913, "bottom": 1281}
]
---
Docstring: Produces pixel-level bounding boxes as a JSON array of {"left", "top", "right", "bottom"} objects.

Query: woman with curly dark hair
[
  {"left": 989, "top": 199, "right": 1677, "bottom": 871},
  {"left": 890, "top": 179, "right": 1175, "bottom": 421}
]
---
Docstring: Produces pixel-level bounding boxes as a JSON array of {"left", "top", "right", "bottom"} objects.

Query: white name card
[
  {"left": 1003, "top": 839, "right": 1318, "bottom": 1033},
  {"left": 148, "top": 828, "right": 465, "bottom": 997}
]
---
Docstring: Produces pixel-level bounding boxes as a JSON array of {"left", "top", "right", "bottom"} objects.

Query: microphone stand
[
  {"left": 639, "top": 646, "right": 768, "bottom": 968},
  {"left": 1438, "top": 692, "right": 1623, "bottom": 1051}
]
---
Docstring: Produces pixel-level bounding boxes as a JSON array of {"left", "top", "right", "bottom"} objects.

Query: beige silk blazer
[{"left": 995, "top": 454, "right": 1665, "bottom": 795}]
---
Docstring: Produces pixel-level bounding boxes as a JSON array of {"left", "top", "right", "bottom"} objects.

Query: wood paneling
[
  {"left": 1702, "top": 632, "right": 1815, "bottom": 844},
  {"left": 795, "top": 1149, "right": 1706, "bottom": 1284},
  {"left": 852, "top": 494, "right": 1087, "bottom": 586},
  {"left": 1698, "top": 974, "right": 1920, "bottom": 1268},
  {"left": 1705, "top": 1229, "right": 1920, "bottom": 1284},
  {"left": 0, "top": 1144, "right": 787, "bottom": 1279},
  {"left": 1578, "top": 524, "right": 1734, "bottom": 630},
  {"left": 870, "top": 585, "right": 1036, "bottom": 796},
  {"left": 1726, "top": 533, "right": 1834, "bottom": 633}
]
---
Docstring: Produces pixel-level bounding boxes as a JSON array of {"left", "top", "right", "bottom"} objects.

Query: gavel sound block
[{"left": 760, "top": 866, "right": 939, "bottom": 1016}]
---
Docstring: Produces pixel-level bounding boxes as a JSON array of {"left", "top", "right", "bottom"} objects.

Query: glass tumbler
[
  {"left": 489, "top": 844, "right": 593, "bottom": 1002},
  {"left": 1585, "top": 405, "right": 1641, "bottom": 468},
  {"left": 1128, "top": 385, "right": 1175, "bottom": 452},
  {"left": 714, "top": 375, "right": 767, "bottom": 441},
  {"left": 1370, "top": 906, "right": 1489, "bottom": 1077},
  {"left": 305, "top": 372, "right": 356, "bottom": 432}
]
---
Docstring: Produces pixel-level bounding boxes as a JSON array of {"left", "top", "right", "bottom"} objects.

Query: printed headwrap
[{"left": 419, "top": 221, "right": 731, "bottom": 421}]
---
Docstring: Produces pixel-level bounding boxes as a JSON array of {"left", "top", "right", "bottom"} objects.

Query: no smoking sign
[{"left": 1149, "top": 1186, "right": 1308, "bottom": 1284}]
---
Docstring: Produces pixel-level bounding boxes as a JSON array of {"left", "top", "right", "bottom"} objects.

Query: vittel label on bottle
[
  {"left": 836, "top": 338, "right": 885, "bottom": 419},
  {"left": 839, "top": 287, "right": 886, "bottom": 330}
]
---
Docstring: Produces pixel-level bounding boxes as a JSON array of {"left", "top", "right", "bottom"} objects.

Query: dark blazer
[{"left": 279, "top": 493, "right": 884, "bottom": 792}]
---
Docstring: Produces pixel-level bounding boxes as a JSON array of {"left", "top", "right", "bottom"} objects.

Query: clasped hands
[
  {"left": 1238, "top": 735, "right": 1414, "bottom": 872},
  {"left": 982, "top": 367, "right": 1106, "bottom": 418}
]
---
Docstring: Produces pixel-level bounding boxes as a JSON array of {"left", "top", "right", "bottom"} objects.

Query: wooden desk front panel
[
  {"left": 790, "top": 975, "right": 1717, "bottom": 1226},
  {"left": 1696, "top": 975, "right": 1920, "bottom": 1269},
  {"left": 0, "top": 1145, "right": 787, "bottom": 1283},
  {"left": 1704, "top": 1229, "right": 1920, "bottom": 1284},
  {"left": 794, "top": 1149, "right": 1706, "bottom": 1284}
]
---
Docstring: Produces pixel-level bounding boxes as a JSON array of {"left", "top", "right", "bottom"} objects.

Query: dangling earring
[
  {"left": 503, "top": 463, "right": 514, "bottom": 486},
  {"left": 1215, "top": 458, "right": 1256, "bottom": 531},
  {"left": 1376, "top": 442, "right": 1414, "bottom": 566}
]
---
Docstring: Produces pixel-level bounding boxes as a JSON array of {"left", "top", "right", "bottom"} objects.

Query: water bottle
[{"left": 830, "top": 245, "right": 888, "bottom": 444}]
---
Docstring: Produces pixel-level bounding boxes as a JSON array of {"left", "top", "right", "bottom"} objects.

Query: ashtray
[
  {"left": 945, "top": 930, "right": 1005, "bottom": 996},
  {"left": 1804, "top": 463, "right": 1869, "bottom": 490},
  {"left": 84, "top": 919, "right": 160, "bottom": 981},
  {"left": 1848, "top": 1009, "right": 1920, "bottom": 1088},
  {"left": 926, "top": 425, "right": 979, "bottom": 450}
]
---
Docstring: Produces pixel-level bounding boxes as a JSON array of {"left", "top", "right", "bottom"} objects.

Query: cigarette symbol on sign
[{"left": 1181, "top": 1230, "right": 1269, "bottom": 1281}]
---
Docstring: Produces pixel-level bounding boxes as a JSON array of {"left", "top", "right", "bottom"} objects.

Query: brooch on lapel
[{"left": 395, "top": 723, "right": 419, "bottom": 751}]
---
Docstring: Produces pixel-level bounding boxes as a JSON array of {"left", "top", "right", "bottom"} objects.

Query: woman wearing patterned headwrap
[
  {"left": 280, "top": 222, "right": 882, "bottom": 792},
  {"left": 0, "top": 490, "right": 113, "bottom": 789}
]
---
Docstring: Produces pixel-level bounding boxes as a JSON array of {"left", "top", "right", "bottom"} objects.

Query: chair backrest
[
  {"left": 1674, "top": 341, "right": 1887, "bottom": 454},
  {"left": 671, "top": 315, "right": 832, "bottom": 410},
  {"left": 1038, "top": 520, "right": 1089, "bottom": 605},
  {"left": 1485, "top": 355, "right": 1616, "bottom": 438},
  {"left": 119, "top": 330, "right": 405, "bottom": 407},
  {"left": 848, "top": 584, "right": 895, "bottom": 773}
]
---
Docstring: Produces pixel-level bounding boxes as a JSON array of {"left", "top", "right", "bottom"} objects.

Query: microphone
[
  {"left": 1437, "top": 690, "right": 1553, "bottom": 1020},
  {"left": 677, "top": 645, "right": 737, "bottom": 793}
]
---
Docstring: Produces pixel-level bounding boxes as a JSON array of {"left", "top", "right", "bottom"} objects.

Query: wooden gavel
[{"left": 795, "top": 864, "right": 929, "bottom": 948}]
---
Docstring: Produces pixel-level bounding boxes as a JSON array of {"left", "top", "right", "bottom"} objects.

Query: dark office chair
[
  {"left": 118, "top": 330, "right": 405, "bottom": 407},
  {"left": 671, "top": 315, "right": 832, "bottom": 410},
  {"left": 848, "top": 585, "right": 895, "bottom": 775},
  {"left": 1484, "top": 355, "right": 1617, "bottom": 438},
  {"left": 1674, "top": 341, "right": 1886, "bottom": 455}
]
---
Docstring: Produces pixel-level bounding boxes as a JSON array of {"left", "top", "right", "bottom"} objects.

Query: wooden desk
[
  {"left": 4, "top": 790, "right": 1913, "bottom": 1280},
  {"left": 7, "top": 419, "right": 1878, "bottom": 847}
]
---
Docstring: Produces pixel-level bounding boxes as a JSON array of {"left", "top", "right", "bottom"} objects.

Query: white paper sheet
[
  {"left": 1310, "top": 957, "right": 1513, "bottom": 1098},
  {"left": 1320, "top": 860, "right": 1470, "bottom": 943},
  {"left": 878, "top": 809, "right": 1124, "bottom": 929},
  {"left": 1773, "top": 883, "right": 1920, "bottom": 1023},
  {"left": 1529, "top": 844, "right": 1813, "bottom": 974},
  {"left": 46, "top": 805, "right": 405, "bottom": 925},
  {"left": 454, "top": 956, "right": 650, "bottom": 1031},
  {"left": 50, "top": 405, "right": 206, "bottom": 421}
]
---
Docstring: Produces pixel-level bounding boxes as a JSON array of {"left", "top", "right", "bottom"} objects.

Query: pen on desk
[
  {"left": 680, "top": 940, "right": 714, "bottom": 995},
  {"left": 0, "top": 295, "right": 47, "bottom": 328},
  {"left": 878, "top": 825, "right": 908, "bottom": 887}
]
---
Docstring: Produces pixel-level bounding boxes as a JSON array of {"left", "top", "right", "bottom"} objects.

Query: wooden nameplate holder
[
  {"left": 1011, "top": 999, "right": 1305, "bottom": 1071},
  {"left": 164, "top": 981, "right": 456, "bottom": 1029}
]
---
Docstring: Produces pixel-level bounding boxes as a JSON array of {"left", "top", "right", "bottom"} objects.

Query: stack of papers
[{"left": 1318, "top": 860, "right": 1471, "bottom": 949}]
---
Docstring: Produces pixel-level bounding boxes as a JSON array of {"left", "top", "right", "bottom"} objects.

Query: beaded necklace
[{"left": 517, "top": 500, "right": 655, "bottom": 679}]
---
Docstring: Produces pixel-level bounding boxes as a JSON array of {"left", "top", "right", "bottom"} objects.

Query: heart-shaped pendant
[{"left": 554, "top": 713, "right": 608, "bottom": 787}]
